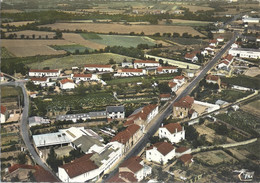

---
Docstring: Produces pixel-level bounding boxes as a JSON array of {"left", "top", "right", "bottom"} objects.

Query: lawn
[
  {"left": 81, "top": 34, "right": 156, "bottom": 48},
  {"left": 50, "top": 44, "right": 91, "bottom": 53},
  {"left": 1, "top": 47, "right": 15, "bottom": 58},
  {"left": 28, "top": 53, "right": 135, "bottom": 69}
]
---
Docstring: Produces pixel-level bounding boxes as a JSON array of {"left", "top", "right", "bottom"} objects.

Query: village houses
[
  {"left": 184, "top": 52, "right": 198, "bottom": 63},
  {"left": 59, "top": 79, "right": 76, "bottom": 90},
  {"left": 106, "top": 106, "right": 125, "bottom": 120},
  {"left": 134, "top": 60, "right": 160, "bottom": 69},
  {"left": 84, "top": 64, "right": 114, "bottom": 72},
  {"left": 159, "top": 123, "right": 185, "bottom": 144},
  {"left": 29, "top": 69, "right": 60, "bottom": 77},
  {"left": 71, "top": 73, "right": 98, "bottom": 83},
  {"left": 173, "top": 95, "right": 195, "bottom": 119},
  {"left": 157, "top": 66, "right": 178, "bottom": 74},
  {"left": 114, "top": 68, "right": 146, "bottom": 77},
  {"left": 168, "top": 81, "right": 178, "bottom": 93},
  {"left": 206, "top": 74, "right": 221, "bottom": 86},
  {"left": 173, "top": 76, "right": 186, "bottom": 87}
]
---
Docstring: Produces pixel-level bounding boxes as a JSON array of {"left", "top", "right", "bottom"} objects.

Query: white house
[
  {"left": 173, "top": 76, "right": 185, "bottom": 87},
  {"left": 157, "top": 66, "right": 178, "bottom": 74},
  {"left": 29, "top": 69, "right": 60, "bottom": 77},
  {"left": 71, "top": 73, "right": 98, "bottom": 83},
  {"left": 84, "top": 64, "right": 113, "bottom": 72},
  {"left": 159, "top": 123, "right": 185, "bottom": 144},
  {"left": 209, "top": 39, "right": 218, "bottom": 47},
  {"left": 159, "top": 93, "right": 171, "bottom": 101},
  {"left": 134, "top": 60, "right": 160, "bottom": 69},
  {"left": 228, "top": 48, "right": 260, "bottom": 59},
  {"left": 242, "top": 17, "right": 260, "bottom": 23},
  {"left": 168, "top": 81, "right": 178, "bottom": 92},
  {"left": 106, "top": 106, "right": 125, "bottom": 119},
  {"left": 184, "top": 53, "right": 198, "bottom": 63},
  {"left": 30, "top": 77, "right": 51, "bottom": 87},
  {"left": 59, "top": 79, "right": 76, "bottom": 90},
  {"left": 217, "top": 37, "right": 224, "bottom": 42},
  {"left": 146, "top": 142, "right": 175, "bottom": 165},
  {"left": 257, "top": 36, "right": 260, "bottom": 42},
  {"left": 28, "top": 116, "right": 50, "bottom": 127},
  {"left": 1, "top": 105, "right": 9, "bottom": 123},
  {"left": 205, "top": 74, "right": 220, "bottom": 84},
  {"left": 217, "top": 60, "right": 230, "bottom": 70},
  {"left": 231, "top": 43, "right": 239, "bottom": 49},
  {"left": 114, "top": 69, "right": 146, "bottom": 77}
]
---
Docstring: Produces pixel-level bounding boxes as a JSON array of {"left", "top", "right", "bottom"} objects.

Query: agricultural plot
[
  {"left": 39, "top": 23, "right": 206, "bottom": 37},
  {"left": 81, "top": 34, "right": 156, "bottom": 48},
  {"left": 50, "top": 44, "right": 91, "bottom": 53},
  {"left": 1, "top": 86, "right": 22, "bottom": 98},
  {"left": 169, "top": 19, "right": 212, "bottom": 26},
  {"left": 241, "top": 99, "right": 260, "bottom": 118},
  {"left": 182, "top": 5, "right": 214, "bottom": 12},
  {"left": 28, "top": 53, "right": 134, "bottom": 69},
  {"left": 166, "top": 37, "right": 208, "bottom": 46},
  {"left": 1, "top": 47, "right": 15, "bottom": 58},
  {"left": 5, "top": 30, "right": 55, "bottom": 39}
]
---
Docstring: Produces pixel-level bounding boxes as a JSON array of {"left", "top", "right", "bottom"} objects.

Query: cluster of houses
[{"left": 168, "top": 75, "right": 186, "bottom": 93}]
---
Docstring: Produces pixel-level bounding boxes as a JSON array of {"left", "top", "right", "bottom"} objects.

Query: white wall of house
[
  {"left": 146, "top": 106, "right": 158, "bottom": 123},
  {"left": 1, "top": 114, "right": 6, "bottom": 123},
  {"left": 73, "top": 74, "right": 98, "bottom": 83},
  {"left": 158, "top": 68, "right": 178, "bottom": 74},
  {"left": 171, "top": 85, "right": 178, "bottom": 93},
  {"left": 146, "top": 147, "right": 175, "bottom": 165},
  {"left": 159, "top": 127, "right": 185, "bottom": 144},
  {"left": 194, "top": 100, "right": 220, "bottom": 113},
  {"left": 84, "top": 67, "right": 113, "bottom": 72},
  {"left": 134, "top": 63, "right": 160, "bottom": 69},
  {"left": 29, "top": 71, "right": 60, "bottom": 77},
  {"left": 173, "top": 78, "right": 185, "bottom": 87},
  {"left": 107, "top": 112, "right": 125, "bottom": 119},
  {"left": 60, "top": 82, "right": 75, "bottom": 90},
  {"left": 114, "top": 71, "right": 146, "bottom": 77},
  {"left": 229, "top": 49, "right": 260, "bottom": 59}
]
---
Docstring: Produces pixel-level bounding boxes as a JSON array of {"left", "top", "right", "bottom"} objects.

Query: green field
[
  {"left": 1, "top": 47, "right": 15, "bottom": 59},
  {"left": 81, "top": 34, "right": 156, "bottom": 48},
  {"left": 1, "top": 86, "right": 22, "bottom": 98},
  {"left": 28, "top": 53, "right": 135, "bottom": 69},
  {"left": 167, "top": 37, "right": 208, "bottom": 45},
  {"left": 50, "top": 44, "right": 91, "bottom": 53}
]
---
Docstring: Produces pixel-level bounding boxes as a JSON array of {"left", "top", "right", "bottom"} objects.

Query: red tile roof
[
  {"left": 8, "top": 164, "right": 36, "bottom": 173},
  {"left": 162, "top": 123, "right": 183, "bottom": 134},
  {"left": 173, "top": 95, "right": 194, "bottom": 108},
  {"left": 107, "top": 172, "right": 137, "bottom": 183},
  {"left": 120, "top": 156, "right": 143, "bottom": 173},
  {"left": 219, "top": 60, "right": 229, "bottom": 65},
  {"left": 224, "top": 54, "right": 233, "bottom": 62},
  {"left": 107, "top": 172, "right": 126, "bottom": 183},
  {"left": 159, "top": 93, "right": 171, "bottom": 98},
  {"left": 73, "top": 74, "right": 92, "bottom": 78},
  {"left": 179, "top": 154, "right": 193, "bottom": 164},
  {"left": 111, "top": 124, "right": 140, "bottom": 144},
  {"left": 33, "top": 165, "right": 60, "bottom": 182},
  {"left": 206, "top": 74, "right": 219, "bottom": 81},
  {"left": 60, "top": 153, "right": 98, "bottom": 178},
  {"left": 176, "top": 147, "right": 189, "bottom": 153},
  {"left": 174, "top": 75, "right": 185, "bottom": 80},
  {"left": 185, "top": 53, "right": 196, "bottom": 59},
  {"left": 30, "top": 77, "right": 48, "bottom": 81},
  {"left": 157, "top": 66, "right": 178, "bottom": 72},
  {"left": 60, "top": 78, "right": 74, "bottom": 84},
  {"left": 134, "top": 60, "right": 158, "bottom": 64},
  {"left": 148, "top": 142, "right": 174, "bottom": 156},
  {"left": 168, "top": 81, "right": 177, "bottom": 88},
  {"left": 120, "top": 69, "right": 143, "bottom": 73},
  {"left": 29, "top": 69, "right": 59, "bottom": 73},
  {"left": 209, "top": 39, "right": 217, "bottom": 43},
  {"left": 84, "top": 64, "right": 112, "bottom": 68},
  {"left": 1, "top": 105, "right": 7, "bottom": 114}
]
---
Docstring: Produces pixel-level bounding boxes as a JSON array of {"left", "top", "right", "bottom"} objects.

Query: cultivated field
[
  {"left": 28, "top": 53, "right": 134, "bottom": 69},
  {"left": 244, "top": 67, "right": 260, "bottom": 77},
  {"left": 50, "top": 45, "right": 90, "bottom": 53},
  {"left": 39, "top": 23, "right": 205, "bottom": 37},
  {"left": 1, "top": 9, "right": 23, "bottom": 13},
  {"left": 182, "top": 5, "right": 214, "bottom": 12},
  {"left": 2, "top": 21, "right": 35, "bottom": 27},
  {"left": 241, "top": 99, "right": 260, "bottom": 118},
  {"left": 169, "top": 19, "right": 212, "bottom": 26},
  {"left": 5, "top": 30, "right": 55, "bottom": 39},
  {"left": 1, "top": 47, "right": 15, "bottom": 59}
]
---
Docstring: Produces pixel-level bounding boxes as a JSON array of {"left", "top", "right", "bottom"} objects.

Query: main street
[
  {"left": 0, "top": 81, "right": 60, "bottom": 180},
  {"left": 104, "top": 31, "right": 238, "bottom": 181}
]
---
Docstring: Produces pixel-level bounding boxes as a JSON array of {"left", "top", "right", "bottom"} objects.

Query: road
[
  {"left": 104, "top": 31, "right": 238, "bottom": 182},
  {"left": 0, "top": 81, "right": 60, "bottom": 180}
]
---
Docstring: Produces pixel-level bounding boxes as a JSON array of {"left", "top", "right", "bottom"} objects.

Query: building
[
  {"left": 134, "top": 60, "right": 160, "bottom": 69},
  {"left": 56, "top": 111, "right": 107, "bottom": 122},
  {"left": 122, "top": 62, "right": 133, "bottom": 68},
  {"left": 159, "top": 123, "right": 185, "bottom": 144},
  {"left": 168, "top": 81, "right": 178, "bottom": 93},
  {"left": 28, "top": 116, "right": 50, "bottom": 127},
  {"left": 123, "top": 104, "right": 158, "bottom": 129},
  {"left": 179, "top": 154, "right": 193, "bottom": 166},
  {"left": 173, "top": 76, "right": 185, "bottom": 87},
  {"left": 1, "top": 105, "right": 9, "bottom": 123},
  {"left": 114, "top": 69, "right": 146, "bottom": 77},
  {"left": 175, "top": 147, "right": 191, "bottom": 157},
  {"left": 242, "top": 17, "right": 260, "bottom": 23},
  {"left": 0, "top": 72, "right": 6, "bottom": 82},
  {"left": 184, "top": 53, "right": 198, "bottom": 63},
  {"left": 157, "top": 66, "right": 178, "bottom": 74},
  {"left": 223, "top": 54, "right": 234, "bottom": 62},
  {"left": 106, "top": 106, "right": 125, "bottom": 119},
  {"left": 217, "top": 37, "right": 224, "bottom": 42},
  {"left": 173, "top": 95, "right": 194, "bottom": 118},
  {"left": 228, "top": 48, "right": 260, "bottom": 59},
  {"left": 59, "top": 79, "right": 76, "bottom": 90},
  {"left": 205, "top": 74, "right": 221, "bottom": 85},
  {"left": 182, "top": 69, "right": 196, "bottom": 78},
  {"left": 72, "top": 74, "right": 98, "bottom": 83},
  {"left": 84, "top": 64, "right": 113, "bottom": 72},
  {"left": 217, "top": 60, "right": 230, "bottom": 70},
  {"left": 30, "top": 77, "right": 55, "bottom": 87},
  {"left": 28, "top": 69, "right": 60, "bottom": 77},
  {"left": 209, "top": 39, "right": 218, "bottom": 47},
  {"left": 159, "top": 93, "right": 171, "bottom": 101},
  {"left": 146, "top": 142, "right": 175, "bottom": 165}
]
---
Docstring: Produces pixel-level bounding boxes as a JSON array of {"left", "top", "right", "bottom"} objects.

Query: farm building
[
  {"left": 84, "top": 64, "right": 113, "bottom": 72},
  {"left": 71, "top": 73, "right": 98, "bottom": 83},
  {"left": 29, "top": 69, "right": 60, "bottom": 77},
  {"left": 134, "top": 60, "right": 160, "bottom": 69},
  {"left": 228, "top": 48, "right": 260, "bottom": 59},
  {"left": 59, "top": 79, "right": 76, "bottom": 90}
]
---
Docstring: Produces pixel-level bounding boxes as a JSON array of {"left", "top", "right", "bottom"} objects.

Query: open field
[
  {"left": 82, "top": 34, "right": 156, "bottom": 48},
  {"left": 1, "top": 86, "right": 22, "bottom": 98},
  {"left": 1, "top": 9, "right": 23, "bottom": 13},
  {"left": 241, "top": 99, "right": 260, "bottom": 118},
  {"left": 6, "top": 30, "right": 55, "bottom": 39},
  {"left": 2, "top": 21, "right": 35, "bottom": 27},
  {"left": 166, "top": 37, "right": 208, "bottom": 46},
  {"left": 28, "top": 53, "right": 134, "bottom": 69},
  {"left": 244, "top": 67, "right": 260, "bottom": 77},
  {"left": 182, "top": 5, "right": 214, "bottom": 12},
  {"left": 1, "top": 47, "right": 15, "bottom": 58},
  {"left": 169, "top": 19, "right": 212, "bottom": 26},
  {"left": 50, "top": 44, "right": 90, "bottom": 53},
  {"left": 39, "top": 23, "right": 206, "bottom": 37}
]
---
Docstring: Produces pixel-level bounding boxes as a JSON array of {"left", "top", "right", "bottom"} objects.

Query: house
[
  {"left": 111, "top": 124, "right": 142, "bottom": 153},
  {"left": 71, "top": 74, "right": 98, "bottom": 83},
  {"left": 231, "top": 43, "right": 239, "bottom": 48},
  {"left": 84, "top": 64, "right": 113, "bottom": 72},
  {"left": 257, "top": 36, "right": 260, "bottom": 42},
  {"left": 175, "top": 147, "right": 191, "bottom": 157},
  {"left": 228, "top": 48, "right": 260, "bottom": 59},
  {"left": 217, "top": 60, "right": 230, "bottom": 70},
  {"left": 28, "top": 69, "right": 60, "bottom": 77},
  {"left": 173, "top": 76, "right": 185, "bottom": 87},
  {"left": 205, "top": 74, "right": 221, "bottom": 85},
  {"left": 134, "top": 60, "right": 160, "bottom": 69},
  {"left": 59, "top": 79, "right": 76, "bottom": 90},
  {"left": 114, "top": 69, "right": 146, "bottom": 77},
  {"left": 184, "top": 53, "right": 198, "bottom": 63},
  {"left": 157, "top": 66, "right": 178, "bottom": 74},
  {"left": 217, "top": 37, "right": 224, "bottom": 42},
  {"left": 123, "top": 104, "right": 158, "bottom": 129},
  {"left": 173, "top": 95, "right": 194, "bottom": 118},
  {"left": 159, "top": 93, "right": 171, "bottom": 101},
  {"left": 106, "top": 106, "right": 125, "bottom": 119},
  {"left": 107, "top": 172, "right": 137, "bottom": 183},
  {"left": 223, "top": 54, "right": 234, "bottom": 63},
  {"left": 242, "top": 17, "right": 260, "bottom": 23},
  {"left": 205, "top": 46, "right": 215, "bottom": 55},
  {"left": 117, "top": 156, "right": 152, "bottom": 182},
  {"left": 30, "top": 77, "right": 52, "bottom": 87},
  {"left": 1, "top": 105, "right": 9, "bottom": 123},
  {"left": 159, "top": 123, "right": 185, "bottom": 144},
  {"left": 183, "top": 69, "right": 196, "bottom": 78},
  {"left": 28, "top": 116, "right": 50, "bottom": 127},
  {"left": 179, "top": 154, "right": 193, "bottom": 166},
  {"left": 146, "top": 142, "right": 175, "bottom": 165},
  {"left": 168, "top": 81, "right": 178, "bottom": 93},
  {"left": 209, "top": 39, "right": 218, "bottom": 47}
]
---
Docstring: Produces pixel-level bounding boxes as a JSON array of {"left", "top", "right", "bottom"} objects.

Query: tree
[
  {"left": 208, "top": 31, "right": 213, "bottom": 39},
  {"left": 101, "top": 73, "right": 112, "bottom": 81},
  {"left": 172, "top": 32, "right": 180, "bottom": 38},
  {"left": 109, "top": 58, "right": 116, "bottom": 65},
  {"left": 159, "top": 59, "right": 164, "bottom": 66},
  {"left": 11, "top": 175, "right": 20, "bottom": 182},
  {"left": 17, "top": 153, "right": 27, "bottom": 164},
  {"left": 46, "top": 147, "right": 62, "bottom": 172},
  {"left": 55, "top": 30, "right": 63, "bottom": 39},
  {"left": 215, "top": 124, "right": 228, "bottom": 135},
  {"left": 75, "top": 49, "right": 80, "bottom": 54},
  {"left": 158, "top": 82, "right": 172, "bottom": 94},
  {"left": 185, "top": 125, "right": 199, "bottom": 141}
]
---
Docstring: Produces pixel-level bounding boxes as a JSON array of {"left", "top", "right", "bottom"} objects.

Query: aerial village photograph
[{"left": 0, "top": 0, "right": 260, "bottom": 182}]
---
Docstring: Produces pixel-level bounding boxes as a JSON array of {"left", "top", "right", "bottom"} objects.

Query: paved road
[
  {"left": 0, "top": 81, "right": 60, "bottom": 180},
  {"left": 104, "top": 32, "right": 238, "bottom": 182}
]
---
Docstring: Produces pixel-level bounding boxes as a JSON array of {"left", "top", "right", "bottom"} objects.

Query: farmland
[
  {"left": 166, "top": 37, "right": 208, "bottom": 46},
  {"left": 50, "top": 45, "right": 91, "bottom": 53},
  {"left": 1, "top": 86, "right": 22, "bottom": 98},
  {"left": 168, "top": 19, "right": 212, "bottom": 26},
  {"left": 39, "top": 23, "right": 206, "bottom": 37},
  {"left": 28, "top": 53, "right": 134, "bottom": 69},
  {"left": 1, "top": 47, "right": 15, "bottom": 59},
  {"left": 81, "top": 34, "right": 156, "bottom": 48},
  {"left": 2, "top": 21, "right": 35, "bottom": 27},
  {"left": 5, "top": 30, "right": 55, "bottom": 39},
  {"left": 182, "top": 5, "right": 214, "bottom": 12}
]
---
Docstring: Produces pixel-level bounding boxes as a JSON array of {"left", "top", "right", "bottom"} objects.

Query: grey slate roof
[
  {"left": 106, "top": 106, "right": 125, "bottom": 113},
  {"left": 72, "top": 135, "right": 103, "bottom": 154}
]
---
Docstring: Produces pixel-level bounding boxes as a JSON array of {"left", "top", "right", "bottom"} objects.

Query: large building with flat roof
[{"left": 229, "top": 48, "right": 260, "bottom": 59}]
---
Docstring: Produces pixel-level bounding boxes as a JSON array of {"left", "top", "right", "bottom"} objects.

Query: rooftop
[
  {"left": 111, "top": 124, "right": 140, "bottom": 144},
  {"left": 147, "top": 142, "right": 174, "bottom": 156},
  {"left": 206, "top": 74, "right": 219, "bottom": 81},
  {"left": 73, "top": 74, "right": 92, "bottom": 78},
  {"left": 120, "top": 156, "right": 143, "bottom": 173},
  {"left": 30, "top": 77, "right": 48, "bottom": 81},
  {"left": 72, "top": 135, "right": 104, "bottom": 154},
  {"left": 173, "top": 95, "right": 194, "bottom": 108},
  {"left": 85, "top": 64, "right": 112, "bottom": 68},
  {"left": 162, "top": 123, "right": 183, "bottom": 134},
  {"left": 120, "top": 68, "right": 143, "bottom": 73},
  {"left": 60, "top": 78, "right": 74, "bottom": 84},
  {"left": 106, "top": 106, "right": 125, "bottom": 113},
  {"left": 134, "top": 60, "right": 158, "bottom": 64},
  {"left": 1, "top": 105, "right": 7, "bottom": 114},
  {"left": 29, "top": 69, "right": 59, "bottom": 73}
]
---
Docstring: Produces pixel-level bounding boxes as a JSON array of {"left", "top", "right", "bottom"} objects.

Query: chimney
[{"left": 161, "top": 123, "right": 164, "bottom": 127}]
